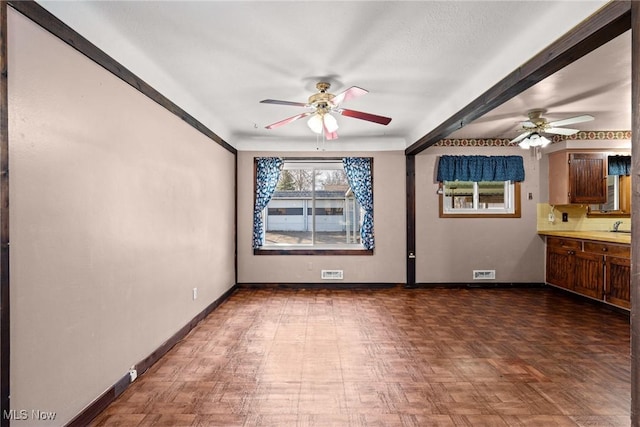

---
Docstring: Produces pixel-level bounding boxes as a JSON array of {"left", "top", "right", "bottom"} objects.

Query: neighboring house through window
[{"left": 253, "top": 157, "right": 374, "bottom": 255}]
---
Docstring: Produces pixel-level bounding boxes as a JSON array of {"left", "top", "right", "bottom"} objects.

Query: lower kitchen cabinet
[
  {"left": 573, "top": 251, "right": 604, "bottom": 300},
  {"left": 545, "top": 236, "right": 630, "bottom": 309},
  {"left": 606, "top": 256, "right": 631, "bottom": 309},
  {"left": 546, "top": 238, "right": 579, "bottom": 290}
]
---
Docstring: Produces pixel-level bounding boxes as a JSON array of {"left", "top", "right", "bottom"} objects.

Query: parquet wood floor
[{"left": 90, "top": 287, "right": 631, "bottom": 426}]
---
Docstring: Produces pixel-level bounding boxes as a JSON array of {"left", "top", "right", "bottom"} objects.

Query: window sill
[
  {"left": 586, "top": 210, "right": 630, "bottom": 218},
  {"left": 440, "top": 211, "right": 520, "bottom": 218},
  {"left": 254, "top": 247, "right": 373, "bottom": 256}
]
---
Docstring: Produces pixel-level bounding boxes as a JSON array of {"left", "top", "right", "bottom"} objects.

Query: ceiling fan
[
  {"left": 260, "top": 82, "right": 392, "bottom": 140},
  {"left": 511, "top": 109, "right": 594, "bottom": 149}
]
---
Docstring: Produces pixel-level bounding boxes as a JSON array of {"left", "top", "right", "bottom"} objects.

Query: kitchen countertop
[{"left": 538, "top": 230, "right": 631, "bottom": 244}]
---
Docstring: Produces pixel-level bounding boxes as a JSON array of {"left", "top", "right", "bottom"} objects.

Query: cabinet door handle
[{"left": 602, "top": 247, "right": 608, "bottom": 252}]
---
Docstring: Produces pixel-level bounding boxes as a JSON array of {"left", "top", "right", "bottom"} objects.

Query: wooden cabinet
[
  {"left": 545, "top": 236, "right": 630, "bottom": 309},
  {"left": 549, "top": 151, "right": 607, "bottom": 205},
  {"left": 582, "top": 241, "right": 631, "bottom": 258},
  {"left": 546, "top": 237, "right": 580, "bottom": 290},
  {"left": 605, "top": 256, "right": 631, "bottom": 308},
  {"left": 572, "top": 251, "right": 604, "bottom": 300}
]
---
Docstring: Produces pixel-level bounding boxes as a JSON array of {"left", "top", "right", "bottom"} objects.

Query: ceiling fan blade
[
  {"left": 331, "top": 86, "right": 368, "bottom": 105},
  {"left": 545, "top": 127, "right": 579, "bottom": 135},
  {"left": 547, "top": 114, "right": 594, "bottom": 127},
  {"left": 265, "top": 112, "right": 313, "bottom": 129},
  {"left": 260, "top": 99, "right": 308, "bottom": 108},
  {"left": 339, "top": 109, "right": 392, "bottom": 125},
  {"left": 510, "top": 131, "right": 532, "bottom": 144}
]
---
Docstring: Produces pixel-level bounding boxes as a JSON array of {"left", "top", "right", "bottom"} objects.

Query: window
[
  {"left": 436, "top": 155, "right": 524, "bottom": 218},
  {"left": 588, "top": 155, "right": 631, "bottom": 215},
  {"left": 594, "top": 175, "right": 621, "bottom": 212},
  {"left": 588, "top": 176, "right": 631, "bottom": 215},
  {"left": 253, "top": 158, "right": 373, "bottom": 255},
  {"left": 440, "top": 180, "right": 521, "bottom": 217}
]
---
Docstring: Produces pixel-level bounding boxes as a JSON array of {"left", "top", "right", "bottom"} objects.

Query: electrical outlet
[
  {"left": 129, "top": 368, "right": 137, "bottom": 382},
  {"left": 562, "top": 212, "right": 568, "bottom": 222},
  {"left": 192, "top": 288, "right": 198, "bottom": 300},
  {"left": 548, "top": 213, "right": 555, "bottom": 222}
]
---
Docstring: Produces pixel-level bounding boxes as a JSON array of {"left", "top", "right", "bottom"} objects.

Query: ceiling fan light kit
[
  {"left": 510, "top": 108, "right": 594, "bottom": 149},
  {"left": 307, "top": 112, "right": 338, "bottom": 135},
  {"left": 324, "top": 114, "right": 338, "bottom": 132},
  {"left": 261, "top": 81, "right": 391, "bottom": 140},
  {"left": 307, "top": 114, "right": 324, "bottom": 134},
  {"left": 518, "top": 132, "right": 551, "bottom": 149}
]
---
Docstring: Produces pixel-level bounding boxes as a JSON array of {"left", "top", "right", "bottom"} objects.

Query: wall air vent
[
  {"left": 473, "top": 270, "right": 496, "bottom": 280},
  {"left": 321, "top": 270, "right": 344, "bottom": 280}
]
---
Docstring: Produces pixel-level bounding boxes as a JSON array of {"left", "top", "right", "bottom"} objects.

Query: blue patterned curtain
[
  {"left": 608, "top": 155, "right": 631, "bottom": 176},
  {"left": 343, "top": 157, "right": 374, "bottom": 250},
  {"left": 436, "top": 155, "right": 525, "bottom": 182},
  {"left": 253, "top": 157, "right": 283, "bottom": 249}
]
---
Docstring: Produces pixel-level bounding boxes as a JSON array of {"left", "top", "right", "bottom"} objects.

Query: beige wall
[
  {"left": 8, "top": 9, "right": 235, "bottom": 424},
  {"left": 415, "top": 146, "right": 545, "bottom": 283},
  {"left": 237, "top": 151, "right": 406, "bottom": 284}
]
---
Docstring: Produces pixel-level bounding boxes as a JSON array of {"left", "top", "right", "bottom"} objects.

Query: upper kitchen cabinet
[{"left": 549, "top": 151, "right": 607, "bottom": 205}]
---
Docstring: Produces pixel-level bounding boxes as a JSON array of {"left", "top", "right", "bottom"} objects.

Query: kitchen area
[{"left": 538, "top": 144, "right": 631, "bottom": 310}]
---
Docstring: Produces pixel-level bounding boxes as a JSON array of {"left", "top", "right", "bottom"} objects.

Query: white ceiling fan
[
  {"left": 260, "top": 82, "right": 392, "bottom": 140},
  {"left": 511, "top": 109, "right": 594, "bottom": 149}
]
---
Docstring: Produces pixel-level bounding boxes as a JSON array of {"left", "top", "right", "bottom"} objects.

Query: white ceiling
[{"left": 36, "top": 1, "right": 623, "bottom": 151}]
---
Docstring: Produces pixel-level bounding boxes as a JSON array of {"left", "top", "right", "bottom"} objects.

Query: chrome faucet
[{"left": 613, "top": 221, "right": 623, "bottom": 232}]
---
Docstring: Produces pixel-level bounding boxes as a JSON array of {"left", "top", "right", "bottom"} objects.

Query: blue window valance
[
  {"left": 608, "top": 155, "right": 631, "bottom": 176},
  {"left": 436, "top": 155, "right": 525, "bottom": 182}
]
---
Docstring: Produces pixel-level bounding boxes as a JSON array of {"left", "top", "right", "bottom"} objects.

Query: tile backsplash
[{"left": 537, "top": 203, "right": 630, "bottom": 232}]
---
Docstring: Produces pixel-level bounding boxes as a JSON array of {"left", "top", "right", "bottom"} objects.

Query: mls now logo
[
  {"left": 3, "top": 410, "right": 28, "bottom": 420},
  {"left": 3, "top": 409, "right": 57, "bottom": 421}
]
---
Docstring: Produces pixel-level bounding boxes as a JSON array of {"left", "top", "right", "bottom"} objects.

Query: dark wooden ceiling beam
[{"left": 406, "top": 1, "right": 632, "bottom": 156}]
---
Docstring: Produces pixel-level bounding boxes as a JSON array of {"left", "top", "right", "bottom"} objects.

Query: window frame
[
  {"left": 587, "top": 174, "right": 631, "bottom": 217},
  {"left": 438, "top": 181, "right": 521, "bottom": 218},
  {"left": 253, "top": 157, "right": 373, "bottom": 256}
]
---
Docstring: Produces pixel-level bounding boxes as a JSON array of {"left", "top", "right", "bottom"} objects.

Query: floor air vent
[
  {"left": 321, "top": 270, "right": 344, "bottom": 280},
  {"left": 473, "top": 270, "right": 496, "bottom": 280}
]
